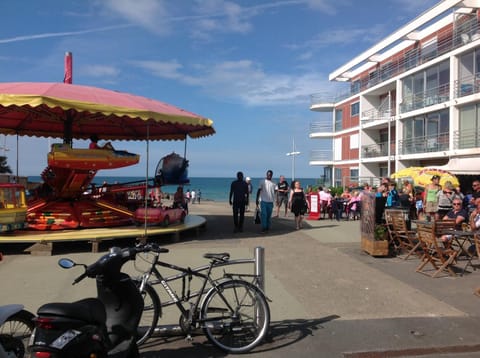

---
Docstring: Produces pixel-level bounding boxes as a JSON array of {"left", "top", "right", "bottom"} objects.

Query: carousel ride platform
[{"left": 0, "top": 215, "right": 206, "bottom": 256}]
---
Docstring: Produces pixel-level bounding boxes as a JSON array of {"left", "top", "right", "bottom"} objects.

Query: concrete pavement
[{"left": 1, "top": 201, "right": 480, "bottom": 357}]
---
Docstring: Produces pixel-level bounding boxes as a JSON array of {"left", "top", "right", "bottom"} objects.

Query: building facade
[{"left": 310, "top": 0, "right": 480, "bottom": 188}]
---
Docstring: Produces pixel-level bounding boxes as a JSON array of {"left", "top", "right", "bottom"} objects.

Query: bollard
[{"left": 254, "top": 246, "right": 265, "bottom": 293}]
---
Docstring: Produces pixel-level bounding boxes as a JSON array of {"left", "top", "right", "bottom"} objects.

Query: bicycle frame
[{"left": 136, "top": 253, "right": 259, "bottom": 325}]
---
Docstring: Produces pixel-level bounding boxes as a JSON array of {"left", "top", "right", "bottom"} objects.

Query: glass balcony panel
[{"left": 399, "top": 132, "right": 449, "bottom": 154}]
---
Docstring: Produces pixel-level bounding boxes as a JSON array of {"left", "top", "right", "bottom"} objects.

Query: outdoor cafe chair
[
  {"left": 385, "top": 209, "right": 420, "bottom": 259},
  {"left": 415, "top": 222, "right": 458, "bottom": 278}
]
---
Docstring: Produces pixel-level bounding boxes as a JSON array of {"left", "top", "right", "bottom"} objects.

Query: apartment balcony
[
  {"left": 361, "top": 108, "right": 396, "bottom": 124},
  {"left": 400, "top": 83, "right": 450, "bottom": 113},
  {"left": 309, "top": 150, "right": 333, "bottom": 165},
  {"left": 309, "top": 122, "right": 334, "bottom": 137},
  {"left": 310, "top": 92, "right": 349, "bottom": 111},
  {"left": 398, "top": 132, "right": 449, "bottom": 155},
  {"left": 361, "top": 141, "right": 395, "bottom": 158},
  {"left": 453, "top": 129, "right": 480, "bottom": 149},
  {"left": 454, "top": 72, "right": 480, "bottom": 98}
]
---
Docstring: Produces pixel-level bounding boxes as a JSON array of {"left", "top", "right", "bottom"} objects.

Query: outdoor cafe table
[{"left": 441, "top": 229, "right": 476, "bottom": 275}]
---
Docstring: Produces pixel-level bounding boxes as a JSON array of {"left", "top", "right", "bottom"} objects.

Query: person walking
[
  {"left": 289, "top": 180, "right": 309, "bottom": 230},
  {"left": 190, "top": 189, "right": 196, "bottom": 204},
  {"left": 256, "top": 170, "right": 276, "bottom": 234},
  {"left": 424, "top": 175, "right": 441, "bottom": 221},
  {"left": 229, "top": 171, "right": 249, "bottom": 233},
  {"left": 275, "top": 175, "right": 289, "bottom": 217},
  {"left": 245, "top": 177, "right": 252, "bottom": 212}
]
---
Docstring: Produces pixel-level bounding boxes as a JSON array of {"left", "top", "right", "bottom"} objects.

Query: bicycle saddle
[{"left": 203, "top": 253, "right": 230, "bottom": 262}]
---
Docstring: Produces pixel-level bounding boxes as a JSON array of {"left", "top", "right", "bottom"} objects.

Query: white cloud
[
  {"left": 83, "top": 64, "right": 119, "bottom": 78},
  {"left": 102, "top": 0, "right": 171, "bottom": 34},
  {"left": 131, "top": 58, "right": 337, "bottom": 106}
]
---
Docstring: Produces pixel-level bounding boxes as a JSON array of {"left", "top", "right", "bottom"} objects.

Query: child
[
  {"left": 415, "top": 192, "right": 424, "bottom": 220},
  {"left": 386, "top": 182, "right": 399, "bottom": 208}
]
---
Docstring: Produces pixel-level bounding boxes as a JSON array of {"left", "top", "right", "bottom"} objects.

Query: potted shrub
[
  {"left": 374, "top": 224, "right": 388, "bottom": 241},
  {"left": 361, "top": 224, "right": 390, "bottom": 256}
]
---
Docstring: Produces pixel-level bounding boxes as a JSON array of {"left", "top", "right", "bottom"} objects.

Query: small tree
[{"left": 0, "top": 156, "right": 12, "bottom": 174}]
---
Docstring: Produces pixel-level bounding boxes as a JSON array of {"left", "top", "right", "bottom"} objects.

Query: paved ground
[{"left": 1, "top": 201, "right": 480, "bottom": 357}]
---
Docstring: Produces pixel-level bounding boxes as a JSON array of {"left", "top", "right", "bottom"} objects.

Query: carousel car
[{"left": 133, "top": 205, "right": 187, "bottom": 227}]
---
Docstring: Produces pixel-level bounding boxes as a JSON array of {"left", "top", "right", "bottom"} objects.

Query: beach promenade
[{"left": 1, "top": 201, "right": 480, "bottom": 357}]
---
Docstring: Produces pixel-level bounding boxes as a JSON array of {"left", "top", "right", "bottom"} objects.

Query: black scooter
[{"left": 29, "top": 246, "right": 145, "bottom": 358}]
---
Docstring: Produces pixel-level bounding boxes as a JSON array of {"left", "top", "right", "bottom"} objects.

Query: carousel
[{"left": 0, "top": 77, "right": 215, "bottom": 235}]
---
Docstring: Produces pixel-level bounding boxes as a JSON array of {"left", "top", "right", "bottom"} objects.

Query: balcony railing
[
  {"left": 310, "top": 150, "right": 333, "bottom": 162},
  {"left": 310, "top": 122, "right": 333, "bottom": 134},
  {"left": 361, "top": 141, "right": 395, "bottom": 158},
  {"left": 400, "top": 83, "right": 450, "bottom": 113},
  {"left": 454, "top": 72, "right": 480, "bottom": 98},
  {"left": 310, "top": 92, "right": 350, "bottom": 108},
  {"left": 453, "top": 129, "right": 480, "bottom": 149},
  {"left": 398, "top": 132, "right": 449, "bottom": 155}
]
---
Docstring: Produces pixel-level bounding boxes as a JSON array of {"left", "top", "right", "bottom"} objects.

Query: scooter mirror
[{"left": 58, "top": 258, "right": 76, "bottom": 269}]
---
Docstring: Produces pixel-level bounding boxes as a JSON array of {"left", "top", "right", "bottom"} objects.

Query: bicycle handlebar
[{"left": 135, "top": 242, "right": 169, "bottom": 254}]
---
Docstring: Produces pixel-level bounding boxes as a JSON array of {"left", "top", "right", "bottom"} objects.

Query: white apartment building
[{"left": 309, "top": 0, "right": 480, "bottom": 188}]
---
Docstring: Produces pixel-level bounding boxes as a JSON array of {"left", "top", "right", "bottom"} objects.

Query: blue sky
[{"left": 0, "top": 0, "right": 438, "bottom": 179}]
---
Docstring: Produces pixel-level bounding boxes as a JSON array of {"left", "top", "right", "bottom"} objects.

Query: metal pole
[
  {"left": 254, "top": 246, "right": 265, "bottom": 292},
  {"left": 387, "top": 92, "right": 391, "bottom": 177}
]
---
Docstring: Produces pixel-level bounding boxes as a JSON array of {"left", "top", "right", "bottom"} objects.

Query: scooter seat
[{"left": 37, "top": 298, "right": 106, "bottom": 325}]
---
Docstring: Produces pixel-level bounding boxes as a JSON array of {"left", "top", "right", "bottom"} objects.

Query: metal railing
[
  {"left": 309, "top": 149, "right": 333, "bottom": 162},
  {"left": 361, "top": 141, "right": 395, "bottom": 158},
  {"left": 400, "top": 83, "right": 450, "bottom": 113},
  {"left": 309, "top": 122, "right": 333, "bottom": 134},
  {"left": 454, "top": 72, "right": 480, "bottom": 98},
  {"left": 453, "top": 129, "right": 480, "bottom": 149},
  {"left": 398, "top": 132, "right": 449, "bottom": 155}
]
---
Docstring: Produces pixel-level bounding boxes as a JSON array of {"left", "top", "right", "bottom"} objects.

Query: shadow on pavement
[{"left": 140, "top": 315, "right": 340, "bottom": 357}]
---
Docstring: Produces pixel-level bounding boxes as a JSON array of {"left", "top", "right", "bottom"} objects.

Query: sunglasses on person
[
  {"left": 452, "top": 202, "right": 462, "bottom": 206},
  {"left": 443, "top": 191, "right": 453, "bottom": 194}
]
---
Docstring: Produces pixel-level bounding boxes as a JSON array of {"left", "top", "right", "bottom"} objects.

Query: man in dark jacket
[{"left": 229, "top": 171, "right": 249, "bottom": 233}]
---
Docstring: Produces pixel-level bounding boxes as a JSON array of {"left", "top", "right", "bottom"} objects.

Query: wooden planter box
[{"left": 361, "top": 235, "right": 389, "bottom": 257}]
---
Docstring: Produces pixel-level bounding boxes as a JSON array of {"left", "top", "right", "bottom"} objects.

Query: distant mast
[{"left": 64, "top": 51, "right": 72, "bottom": 84}]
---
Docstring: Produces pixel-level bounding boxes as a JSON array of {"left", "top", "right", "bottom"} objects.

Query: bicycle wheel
[
  {"left": 200, "top": 279, "right": 270, "bottom": 353},
  {"left": 134, "top": 280, "right": 161, "bottom": 345},
  {"left": 0, "top": 309, "right": 35, "bottom": 358}
]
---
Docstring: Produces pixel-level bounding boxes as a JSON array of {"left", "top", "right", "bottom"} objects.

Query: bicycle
[{"left": 133, "top": 243, "right": 270, "bottom": 353}]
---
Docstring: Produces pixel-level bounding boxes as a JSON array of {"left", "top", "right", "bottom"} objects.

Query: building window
[
  {"left": 458, "top": 49, "right": 480, "bottom": 97},
  {"left": 381, "top": 61, "right": 393, "bottom": 80},
  {"left": 335, "top": 109, "right": 343, "bottom": 131},
  {"left": 350, "top": 134, "right": 359, "bottom": 149},
  {"left": 459, "top": 104, "right": 480, "bottom": 148},
  {"left": 334, "top": 168, "right": 342, "bottom": 188},
  {"left": 405, "top": 48, "right": 419, "bottom": 70},
  {"left": 421, "top": 38, "right": 437, "bottom": 63},
  {"left": 351, "top": 102, "right": 359, "bottom": 117},
  {"left": 401, "top": 60, "right": 449, "bottom": 112},
  {"left": 350, "top": 168, "right": 359, "bottom": 182},
  {"left": 402, "top": 109, "right": 449, "bottom": 154},
  {"left": 351, "top": 80, "right": 360, "bottom": 94}
]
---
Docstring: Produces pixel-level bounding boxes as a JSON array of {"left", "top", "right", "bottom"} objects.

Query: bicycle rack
[{"left": 152, "top": 246, "right": 265, "bottom": 337}]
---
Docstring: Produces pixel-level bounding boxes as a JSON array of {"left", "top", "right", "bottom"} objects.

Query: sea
[{"left": 27, "top": 176, "right": 321, "bottom": 203}]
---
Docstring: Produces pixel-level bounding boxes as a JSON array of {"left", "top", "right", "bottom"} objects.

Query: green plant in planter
[{"left": 374, "top": 224, "right": 388, "bottom": 241}]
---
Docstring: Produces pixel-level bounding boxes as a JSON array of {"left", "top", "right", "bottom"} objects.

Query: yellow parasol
[
  {"left": 391, "top": 166, "right": 459, "bottom": 188},
  {"left": 414, "top": 168, "right": 459, "bottom": 188}
]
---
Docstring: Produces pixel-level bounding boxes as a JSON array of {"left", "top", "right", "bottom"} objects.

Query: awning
[{"left": 428, "top": 157, "right": 480, "bottom": 175}]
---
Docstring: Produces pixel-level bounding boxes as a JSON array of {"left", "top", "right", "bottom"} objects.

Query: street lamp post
[{"left": 286, "top": 139, "right": 301, "bottom": 182}]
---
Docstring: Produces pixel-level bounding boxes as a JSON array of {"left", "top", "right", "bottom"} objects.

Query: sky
[{"left": 0, "top": 0, "right": 439, "bottom": 179}]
